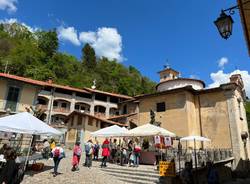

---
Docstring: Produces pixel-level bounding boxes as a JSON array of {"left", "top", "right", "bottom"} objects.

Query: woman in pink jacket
[
  {"left": 100, "top": 139, "right": 110, "bottom": 168},
  {"left": 71, "top": 142, "right": 82, "bottom": 171}
]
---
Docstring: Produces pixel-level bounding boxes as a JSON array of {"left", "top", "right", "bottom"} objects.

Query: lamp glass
[{"left": 214, "top": 11, "right": 234, "bottom": 39}]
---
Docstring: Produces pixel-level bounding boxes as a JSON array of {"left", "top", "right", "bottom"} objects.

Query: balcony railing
[
  {"left": 53, "top": 107, "right": 70, "bottom": 113},
  {"left": 158, "top": 148, "right": 233, "bottom": 173},
  {"left": 75, "top": 109, "right": 90, "bottom": 114},
  {"left": 94, "top": 112, "right": 106, "bottom": 118},
  {"left": 36, "top": 104, "right": 48, "bottom": 111}
]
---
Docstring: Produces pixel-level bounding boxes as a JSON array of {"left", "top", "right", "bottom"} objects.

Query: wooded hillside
[{"left": 0, "top": 23, "right": 156, "bottom": 96}]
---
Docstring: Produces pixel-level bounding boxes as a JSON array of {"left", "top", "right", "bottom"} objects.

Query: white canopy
[
  {"left": 124, "top": 124, "right": 176, "bottom": 137},
  {"left": 0, "top": 112, "right": 62, "bottom": 135},
  {"left": 180, "top": 135, "right": 211, "bottom": 142},
  {"left": 90, "top": 125, "right": 128, "bottom": 137}
]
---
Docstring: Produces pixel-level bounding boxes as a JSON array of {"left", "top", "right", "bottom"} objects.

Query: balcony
[
  {"left": 53, "top": 107, "right": 70, "bottom": 114},
  {"left": 36, "top": 104, "right": 48, "bottom": 111},
  {"left": 94, "top": 112, "right": 106, "bottom": 118}
]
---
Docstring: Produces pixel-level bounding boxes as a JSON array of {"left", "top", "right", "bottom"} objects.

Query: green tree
[
  {"left": 82, "top": 43, "right": 96, "bottom": 70},
  {"left": 245, "top": 101, "right": 250, "bottom": 132},
  {"left": 36, "top": 30, "right": 58, "bottom": 58}
]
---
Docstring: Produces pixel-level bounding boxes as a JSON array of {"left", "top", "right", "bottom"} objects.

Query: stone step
[
  {"left": 104, "top": 172, "right": 158, "bottom": 184},
  {"left": 101, "top": 167, "right": 159, "bottom": 178},
  {"left": 100, "top": 167, "right": 159, "bottom": 184}
]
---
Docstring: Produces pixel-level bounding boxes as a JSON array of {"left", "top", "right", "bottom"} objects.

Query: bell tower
[{"left": 158, "top": 67, "right": 180, "bottom": 82}]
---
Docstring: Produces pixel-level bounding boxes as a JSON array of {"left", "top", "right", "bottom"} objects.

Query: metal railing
[{"left": 158, "top": 148, "right": 233, "bottom": 172}]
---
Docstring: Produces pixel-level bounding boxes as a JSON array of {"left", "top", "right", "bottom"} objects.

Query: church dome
[{"left": 156, "top": 67, "right": 205, "bottom": 92}]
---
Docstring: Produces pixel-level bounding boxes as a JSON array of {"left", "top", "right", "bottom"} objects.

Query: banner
[
  {"left": 164, "top": 137, "right": 172, "bottom": 147},
  {"left": 154, "top": 135, "right": 161, "bottom": 144}
]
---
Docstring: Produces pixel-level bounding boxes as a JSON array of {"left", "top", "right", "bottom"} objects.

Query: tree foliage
[
  {"left": 245, "top": 101, "right": 250, "bottom": 132},
  {"left": 82, "top": 43, "right": 96, "bottom": 70},
  {"left": 0, "top": 22, "right": 156, "bottom": 96}
]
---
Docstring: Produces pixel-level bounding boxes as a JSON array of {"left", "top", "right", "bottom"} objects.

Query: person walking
[
  {"left": 101, "top": 138, "right": 110, "bottom": 168},
  {"left": 51, "top": 143, "right": 65, "bottom": 177},
  {"left": 127, "top": 140, "right": 134, "bottom": 167},
  {"left": 93, "top": 141, "right": 100, "bottom": 160},
  {"left": 110, "top": 139, "right": 117, "bottom": 163},
  {"left": 71, "top": 142, "right": 82, "bottom": 171},
  {"left": 134, "top": 139, "right": 141, "bottom": 167},
  {"left": 84, "top": 140, "right": 93, "bottom": 168}
]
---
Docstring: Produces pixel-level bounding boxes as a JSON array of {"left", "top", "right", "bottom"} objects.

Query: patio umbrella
[
  {"left": 124, "top": 123, "right": 176, "bottom": 137},
  {"left": 180, "top": 135, "right": 211, "bottom": 171},
  {"left": 90, "top": 125, "right": 128, "bottom": 137}
]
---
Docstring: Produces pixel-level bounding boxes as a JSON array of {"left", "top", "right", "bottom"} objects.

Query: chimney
[
  {"left": 230, "top": 74, "right": 244, "bottom": 89},
  {"left": 47, "top": 77, "right": 53, "bottom": 84}
]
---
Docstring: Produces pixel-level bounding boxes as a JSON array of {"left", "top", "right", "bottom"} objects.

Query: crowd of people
[
  {"left": 0, "top": 138, "right": 220, "bottom": 183},
  {"left": 68, "top": 138, "right": 142, "bottom": 171}
]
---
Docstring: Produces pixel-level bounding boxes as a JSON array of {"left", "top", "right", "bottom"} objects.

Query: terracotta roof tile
[
  {"left": 108, "top": 113, "right": 137, "bottom": 120},
  {"left": 84, "top": 87, "right": 132, "bottom": 99}
]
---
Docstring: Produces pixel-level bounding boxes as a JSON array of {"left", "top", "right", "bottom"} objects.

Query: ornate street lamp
[
  {"left": 214, "top": 11, "right": 234, "bottom": 39},
  {"left": 214, "top": 1, "right": 250, "bottom": 39}
]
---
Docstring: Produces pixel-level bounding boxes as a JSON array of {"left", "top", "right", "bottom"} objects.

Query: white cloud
[
  {"left": 218, "top": 57, "right": 229, "bottom": 69},
  {"left": 58, "top": 26, "right": 80, "bottom": 46},
  {"left": 209, "top": 70, "right": 250, "bottom": 97},
  {"left": 0, "top": 18, "right": 39, "bottom": 32},
  {"left": 0, "top": 0, "right": 17, "bottom": 13},
  {"left": 79, "top": 32, "right": 96, "bottom": 43},
  {"left": 79, "top": 27, "right": 123, "bottom": 62}
]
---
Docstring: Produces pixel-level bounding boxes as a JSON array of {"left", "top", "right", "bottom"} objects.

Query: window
[
  {"left": 95, "top": 94, "right": 107, "bottom": 102},
  {"left": 123, "top": 105, "right": 127, "bottom": 114},
  {"left": 5, "top": 86, "right": 20, "bottom": 111},
  {"left": 157, "top": 102, "right": 165, "bottom": 112},
  {"left": 53, "top": 101, "right": 58, "bottom": 107},
  {"left": 75, "top": 104, "right": 80, "bottom": 110},
  {"left": 96, "top": 121, "right": 99, "bottom": 127},
  {"left": 61, "top": 103, "right": 67, "bottom": 108},
  {"left": 80, "top": 106, "right": 85, "bottom": 110},
  {"left": 238, "top": 99, "right": 243, "bottom": 120}
]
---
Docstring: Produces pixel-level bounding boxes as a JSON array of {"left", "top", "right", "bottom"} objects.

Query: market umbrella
[
  {"left": 0, "top": 112, "right": 62, "bottom": 170},
  {"left": 180, "top": 135, "right": 211, "bottom": 170},
  {"left": 0, "top": 112, "right": 61, "bottom": 135},
  {"left": 90, "top": 125, "right": 128, "bottom": 137},
  {"left": 124, "top": 123, "right": 176, "bottom": 137}
]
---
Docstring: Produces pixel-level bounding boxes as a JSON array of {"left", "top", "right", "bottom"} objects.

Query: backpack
[
  {"left": 54, "top": 148, "right": 60, "bottom": 158},
  {"left": 85, "top": 144, "right": 92, "bottom": 155}
]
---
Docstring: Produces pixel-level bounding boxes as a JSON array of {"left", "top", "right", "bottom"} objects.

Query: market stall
[
  {"left": 122, "top": 124, "right": 176, "bottom": 165},
  {"left": 0, "top": 112, "right": 62, "bottom": 170}
]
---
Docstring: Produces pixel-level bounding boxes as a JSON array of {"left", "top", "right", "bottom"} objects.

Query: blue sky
[{"left": 0, "top": 0, "right": 250, "bottom": 95}]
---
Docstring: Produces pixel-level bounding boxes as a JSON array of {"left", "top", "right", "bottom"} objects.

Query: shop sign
[{"left": 159, "top": 161, "right": 176, "bottom": 177}]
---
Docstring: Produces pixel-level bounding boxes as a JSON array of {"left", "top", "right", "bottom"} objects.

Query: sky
[{"left": 0, "top": 0, "right": 250, "bottom": 96}]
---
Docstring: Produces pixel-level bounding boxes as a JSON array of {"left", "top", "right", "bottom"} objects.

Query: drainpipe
[{"left": 198, "top": 95, "right": 203, "bottom": 148}]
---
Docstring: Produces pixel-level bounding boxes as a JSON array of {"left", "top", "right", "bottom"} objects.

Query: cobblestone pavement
[{"left": 22, "top": 154, "right": 159, "bottom": 184}]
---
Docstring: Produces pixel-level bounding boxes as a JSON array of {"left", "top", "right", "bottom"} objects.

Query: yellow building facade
[
  {"left": 119, "top": 68, "right": 250, "bottom": 169},
  {"left": 0, "top": 73, "right": 41, "bottom": 114}
]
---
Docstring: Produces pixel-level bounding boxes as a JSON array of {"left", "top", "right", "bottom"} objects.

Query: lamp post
[{"left": 214, "top": 1, "right": 250, "bottom": 39}]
